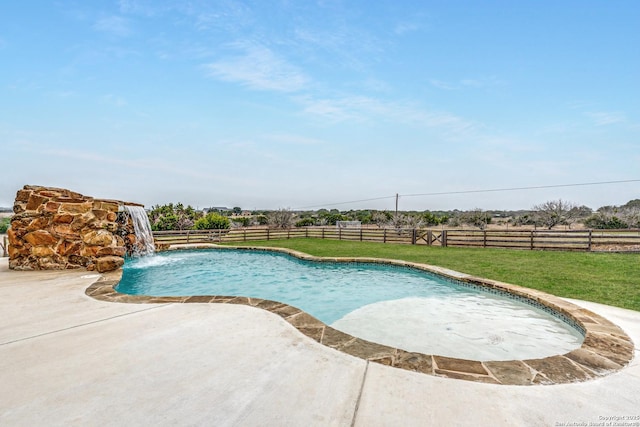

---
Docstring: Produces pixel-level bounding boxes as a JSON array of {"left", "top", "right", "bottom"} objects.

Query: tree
[
  {"left": 232, "top": 207, "right": 242, "bottom": 215},
  {"left": 511, "top": 214, "right": 536, "bottom": 227},
  {"left": 532, "top": 199, "right": 578, "bottom": 229},
  {"left": 231, "top": 217, "right": 251, "bottom": 227},
  {"left": 295, "top": 218, "right": 316, "bottom": 227},
  {"left": 458, "top": 209, "right": 492, "bottom": 230},
  {"left": 590, "top": 201, "right": 640, "bottom": 229},
  {"left": 268, "top": 209, "right": 294, "bottom": 229},
  {"left": 422, "top": 211, "right": 448, "bottom": 226},
  {"left": 194, "top": 212, "right": 230, "bottom": 230},
  {"left": 584, "top": 213, "right": 629, "bottom": 229},
  {"left": 355, "top": 210, "right": 372, "bottom": 224},
  {"left": 620, "top": 206, "right": 640, "bottom": 228},
  {"left": 573, "top": 205, "right": 593, "bottom": 217},
  {"left": 371, "top": 211, "right": 391, "bottom": 228},
  {"left": 623, "top": 199, "right": 640, "bottom": 209},
  {"left": 148, "top": 203, "right": 202, "bottom": 231},
  {"left": 325, "top": 213, "right": 348, "bottom": 225}
]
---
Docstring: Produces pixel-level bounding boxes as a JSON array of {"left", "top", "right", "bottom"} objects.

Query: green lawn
[{"left": 227, "top": 239, "right": 640, "bottom": 312}]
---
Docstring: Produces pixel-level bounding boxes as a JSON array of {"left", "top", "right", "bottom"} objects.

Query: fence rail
[
  {"left": 153, "top": 227, "right": 640, "bottom": 252},
  {"left": 2, "top": 228, "right": 636, "bottom": 259}
]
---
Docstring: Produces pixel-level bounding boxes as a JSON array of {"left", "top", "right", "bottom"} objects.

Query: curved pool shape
[
  {"left": 87, "top": 245, "right": 635, "bottom": 385},
  {"left": 116, "top": 248, "right": 583, "bottom": 362}
]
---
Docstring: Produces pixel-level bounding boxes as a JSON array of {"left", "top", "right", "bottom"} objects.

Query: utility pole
[{"left": 395, "top": 193, "right": 399, "bottom": 216}]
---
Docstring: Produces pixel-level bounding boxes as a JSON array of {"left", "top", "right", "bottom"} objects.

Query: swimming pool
[{"left": 116, "top": 248, "right": 584, "bottom": 361}]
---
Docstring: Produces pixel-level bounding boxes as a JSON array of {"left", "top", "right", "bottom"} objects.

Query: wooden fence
[{"left": 153, "top": 227, "right": 640, "bottom": 252}]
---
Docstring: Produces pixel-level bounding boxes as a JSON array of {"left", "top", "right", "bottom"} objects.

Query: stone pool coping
[{"left": 85, "top": 244, "right": 634, "bottom": 386}]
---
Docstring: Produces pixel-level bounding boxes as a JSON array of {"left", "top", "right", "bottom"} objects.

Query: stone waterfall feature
[
  {"left": 122, "top": 205, "right": 155, "bottom": 256},
  {"left": 8, "top": 185, "right": 153, "bottom": 272}
]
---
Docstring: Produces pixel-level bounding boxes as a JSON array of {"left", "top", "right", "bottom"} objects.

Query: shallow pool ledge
[{"left": 85, "top": 244, "right": 635, "bottom": 386}]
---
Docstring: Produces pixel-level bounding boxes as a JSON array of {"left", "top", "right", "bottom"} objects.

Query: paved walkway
[{"left": 1, "top": 258, "right": 638, "bottom": 426}]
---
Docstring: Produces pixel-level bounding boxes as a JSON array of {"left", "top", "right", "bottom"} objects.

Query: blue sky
[{"left": 2, "top": 1, "right": 638, "bottom": 211}]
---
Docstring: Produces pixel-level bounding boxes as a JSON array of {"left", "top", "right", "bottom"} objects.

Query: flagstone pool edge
[{"left": 84, "top": 244, "right": 634, "bottom": 385}]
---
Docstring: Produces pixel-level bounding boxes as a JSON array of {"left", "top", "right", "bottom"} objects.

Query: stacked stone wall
[{"left": 8, "top": 185, "right": 142, "bottom": 272}]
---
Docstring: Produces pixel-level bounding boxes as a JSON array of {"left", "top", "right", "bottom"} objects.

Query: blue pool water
[{"left": 117, "top": 249, "right": 584, "bottom": 360}]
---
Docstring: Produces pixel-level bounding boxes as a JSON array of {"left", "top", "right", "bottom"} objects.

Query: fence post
[
  {"left": 383, "top": 229, "right": 387, "bottom": 243},
  {"left": 287, "top": 228, "right": 290, "bottom": 239},
  {"left": 442, "top": 230, "right": 447, "bottom": 247},
  {"left": 244, "top": 228, "right": 246, "bottom": 242},
  {"left": 588, "top": 229, "right": 592, "bottom": 251},
  {"left": 322, "top": 228, "right": 325, "bottom": 239},
  {"left": 339, "top": 227, "right": 342, "bottom": 240},
  {"left": 427, "top": 230, "right": 432, "bottom": 246},
  {"left": 305, "top": 228, "right": 308, "bottom": 238},
  {"left": 411, "top": 228, "right": 417, "bottom": 245},
  {"left": 267, "top": 228, "right": 270, "bottom": 241},
  {"left": 530, "top": 230, "right": 534, "bottom": 250},
  {"left": 360, "top": 228, "right": 363, "bottom": 242},
  {"left": 186, "top": 230, "right": 190, "bottom": 244},
  {"left": 2, "top": 235, "right": 7, "bottom": 257},
  {"left": 483, "top": 230, "right": 487, "bottom": 247}
]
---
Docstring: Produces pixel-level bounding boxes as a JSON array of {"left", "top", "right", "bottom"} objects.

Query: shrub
[
  {"left": 232, "top": 217, "right": 251, "bottom": 227},
  {"left": 458, "top": 209, "right": 492, "bottom": 230},
  {"left": 0, "top": 217, "right": 10, "bottom": 233},
  {"left": 295, "top": 218, "right": 316, "bottom": 227},
  {"left": 325, "top": 213, "right": 348, "bottom": 226},
  {"left": 194, "top": 212, "right": 230, "bottom": 230},
  {"left": 422, "top": 212, "right": 448, "bottom": 226},
  {"left": 584, "top": 215, "right": 629, "bottom": 229}
]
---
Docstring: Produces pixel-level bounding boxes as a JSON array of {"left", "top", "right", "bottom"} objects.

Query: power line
[
  {"left": 292, "top": 179, "right": 640, "bottom": 210},
  {"left": 402, "top": 179, "right": 640, "bottom": 198},
  {"left": 294, "top": 195, "right": 396, "bottom": 210}
]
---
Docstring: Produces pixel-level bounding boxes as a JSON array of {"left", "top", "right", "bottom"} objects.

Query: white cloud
[
  {"left": 430, "top": 77, "right": 504, "bottom": 90},
  {"left": 394, "top": 21, "right": 420, "bottom": 35},
  {"left": 118, "top": 0, "right": 158, "bottom": 16},
  {"left": 263, "top": 133, "right": 326, "bottom": 146},
  {"left": 296, "top": 96, "right": 366, "bottom": 122},
  {"left": 15, "top": 142, "right": 228, "bottom": 182},
  {"left": 93, "top": 15, "right": 131, "bottom": 37},
  {"left": 359, "top": 78, "right": 392, "bottom": 93},
  {"left": 48, "top": 90, "right": 76, "bottom": 98},
  {"left": 205, "top": 43, "right": 309, "bottom": 92},
  {"left": 585, "top": 111, "right": 626, "bottom": 126},
  {"left": 460, "top": 79, "right": 483, "bottom": 87},
  {"left": 102, "top": 94, "right": 127, "bottom": 107},
  {"left": 429, "top": 79, "right": 457, "bottom": 90},
  {"left": 292, "top": 22, "right": 383, "bottom": 70},
  {"left": 297, "top": 94, "right": 477, "bottom": 137}
]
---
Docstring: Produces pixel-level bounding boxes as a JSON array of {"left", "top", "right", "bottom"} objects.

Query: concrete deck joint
[
  {"left": 351, "top": 361, "right": 369, "bottom": 427},
  {"left": 0, "top": 304, "right": 170, "bottom": 346}
]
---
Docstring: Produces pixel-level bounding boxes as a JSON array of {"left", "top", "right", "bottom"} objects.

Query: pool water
[{"left": 117, "top": 249, "right": 584, "bottom": 361}]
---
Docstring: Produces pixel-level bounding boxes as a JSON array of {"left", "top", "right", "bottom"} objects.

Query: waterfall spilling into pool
[{"left": 123, "top": 205, "right": 155, "bottom": 256}]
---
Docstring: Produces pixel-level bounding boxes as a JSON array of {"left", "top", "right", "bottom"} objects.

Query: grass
[{"left": 227, "top": 238, "right": 640, "bottom": 312}]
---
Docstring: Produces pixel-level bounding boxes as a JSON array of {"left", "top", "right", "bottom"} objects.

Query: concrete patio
[{"left": 1, "top": 257, "right": 638, "bottom": 426}]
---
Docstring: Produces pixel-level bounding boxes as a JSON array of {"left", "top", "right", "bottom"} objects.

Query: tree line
[{"left": 147, "top": 199, "right": 640, "bottom": 231}]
